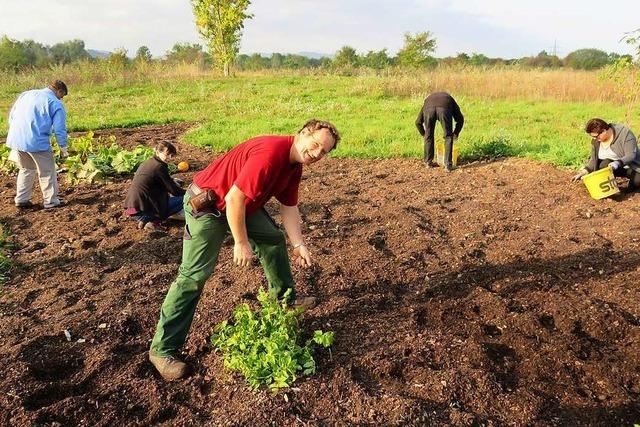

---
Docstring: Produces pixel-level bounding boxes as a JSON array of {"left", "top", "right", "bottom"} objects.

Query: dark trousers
[
  {"left": 598, "top": 159, "right": 640, "bottom": 189},
  {"left": 423, "top": 107, "right": 454, "bottom": 167}
]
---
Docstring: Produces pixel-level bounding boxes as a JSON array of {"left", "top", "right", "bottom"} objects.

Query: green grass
[{"left": 0, "top": 74, "right": 633, "bottom": 168}]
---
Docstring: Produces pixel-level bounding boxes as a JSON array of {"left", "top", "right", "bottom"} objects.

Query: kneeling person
[
  {"left": 572, "top": 118, "right": 640, "bottom": 190},
  {"left": 124, "top": 141, "right": 186, "bottom": 230},
  {"left": 148, "top": 119, "right": 341, "bottom": 381}
]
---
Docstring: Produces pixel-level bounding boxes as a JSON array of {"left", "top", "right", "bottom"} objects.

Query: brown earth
[{"left": 0, "top": 123, "right": 638, "bottom": 426}]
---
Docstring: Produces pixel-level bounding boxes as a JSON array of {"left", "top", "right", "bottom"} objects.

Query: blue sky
[{"left": 0, "top": 0, "right": 637, "bottom": 58}]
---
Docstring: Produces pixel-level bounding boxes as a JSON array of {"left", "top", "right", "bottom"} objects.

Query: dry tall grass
[
  {"left": 370, "top": 67, "right": 625, "bottom": 104},
  {"left": 0, "top": 62, "right": 634, "bottom": 106}
]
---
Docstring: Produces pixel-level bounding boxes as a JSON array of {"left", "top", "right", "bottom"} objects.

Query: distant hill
[{"left": 87, "top": 49, "right": 111, "bottom": 59}]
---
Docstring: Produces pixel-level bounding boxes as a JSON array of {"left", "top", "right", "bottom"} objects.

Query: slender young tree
[{"left": 191, "top": 0, "right": 253, "bottom": 76}]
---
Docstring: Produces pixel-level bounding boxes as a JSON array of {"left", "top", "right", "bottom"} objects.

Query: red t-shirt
[{"left": 193, "top": 135, "right": 302, "bottom": 214}]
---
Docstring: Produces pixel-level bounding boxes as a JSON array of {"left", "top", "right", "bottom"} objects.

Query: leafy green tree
[
  {"left": 22, "top": 40, "right": 50, "bottom": 67},
  {"left": 283, "top": 54, "right": 310, "bottom": 69},
  {"left": 362, "top": 49, "right": 391, "bottom": 69},
  {"left": 564, "top": 48, "right": 611, "bottom": 70},
  {"left": 50, "top": 39, "right": 89, "bottom": 64},
  {"left": 191, "top": 0, "right": 253, "bottom": 76},
  {"left": 270, "top": 52, "right": 284, "bottom": 68},
  {"left": 469, "top": 52, "right": 490, "bottom": 66},
  {"left": 524, "top": 50, "right": 562, "bottom": 68},
  {"left": 333, "top": 45, "right": 359, "bottom": 68},
  {"left": 135, "top": 46, "right": 152, "bottom": 62},
  {"left": 396, "top": 31, "right": 437, "bottom": 68},
  {"left": 165, "top": 42, "right": 206, "bottom": 65},
  {"left": 245, "top": 53, "right": 268, "bottom": 70},
  {"left": 108, "top": 48, "right": 129, "bottom": 68},
  {"left": 0, "top": 36, "right": 32, "bottom": 71}
]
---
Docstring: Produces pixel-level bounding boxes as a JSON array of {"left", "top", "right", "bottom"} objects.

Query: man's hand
[
  {"left": 59, "top": 147, "right": 69, "bottom": 159},
  {"left": 233, "top": 241, "right": 253, "bottom": 267},
  {"left": 292, "top": 244, "right": 312, "bottom": 268},
  {"left": 572, "top": 169, "right": 588, "bottom": 182},
  {"left": 609, "top": 161, "right": 622, "bottom": 171}
]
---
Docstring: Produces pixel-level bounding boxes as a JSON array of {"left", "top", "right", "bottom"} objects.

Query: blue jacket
[{"left": 6, "top": 88, "right": 68, "bottom": 152}]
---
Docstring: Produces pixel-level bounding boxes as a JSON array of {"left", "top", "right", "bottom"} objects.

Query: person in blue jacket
[{"left": 6, "top": 80, "right": 69, "bottom": 209}]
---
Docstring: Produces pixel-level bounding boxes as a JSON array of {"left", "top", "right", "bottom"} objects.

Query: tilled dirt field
[{"left": 0, "top": 124, "right": 638, "bottom": 426}]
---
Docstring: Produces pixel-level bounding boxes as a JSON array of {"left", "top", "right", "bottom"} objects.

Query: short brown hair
[
  {"left": 299, "top": 119, "right": 341, "bottom": 151},
  {"left": 48, "top": 80, "right": 68, "bottom": 96},
  {"left": 155, "top": 141, "right": 177, "bottom": 156},
  {"left": 585, "top": 118, "right": 610, "bottom": 135}
]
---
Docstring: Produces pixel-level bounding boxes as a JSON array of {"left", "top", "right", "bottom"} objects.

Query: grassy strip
[{"left": 0, "top": 74, "right": 635, "bottom": 168}]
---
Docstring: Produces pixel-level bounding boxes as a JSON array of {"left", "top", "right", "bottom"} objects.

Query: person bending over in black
[{"left": 415, "top": 91, "right": 464, "bottom": 172}]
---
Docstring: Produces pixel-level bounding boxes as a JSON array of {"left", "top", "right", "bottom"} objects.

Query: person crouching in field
[
  {"left": 124, "top": 141, "right": 185, "bottom": 231},
  {"left": 415, "top": 91, "right": 464, "bottom": 172},
  {"left": 148, "top": 119, "right": 341, "bottom": 381},
  {"left": 572, "top": 118, "right": 640, "bottom": 190}
]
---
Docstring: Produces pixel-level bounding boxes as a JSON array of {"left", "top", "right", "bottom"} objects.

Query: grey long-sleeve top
[{"left": 585, "top": 123, "right": 640, "bottom": 172}]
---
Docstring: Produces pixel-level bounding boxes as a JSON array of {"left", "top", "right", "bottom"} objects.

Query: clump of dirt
[{"left": 0, "top": 123, "right": 638, "bottom": 426}]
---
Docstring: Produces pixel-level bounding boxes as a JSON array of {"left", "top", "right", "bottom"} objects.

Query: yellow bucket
[
  {"left": 436, "top": 142, "right": 459, "bottom": 166},
  {"left": 582, "top": 167, "right": 619, "bottom": 199}
]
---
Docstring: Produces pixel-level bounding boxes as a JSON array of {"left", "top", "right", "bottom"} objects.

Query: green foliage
[
  {"left": 191, "top": 0, "right": 253, "bottom": 76},
  {"left": 63, "top": 132, "right": 153, "bottom": 184},
  {"left": 396, "top": 31, "right": 437, "bottom": 68},
  {"left": 135, "top": 46, "right": 153, "bottom": 63},
  {"left": 564, "top": 48, "right": 611, "bottom": 70},
  {"left": 0, "top": 36, "right": 33, "bottom": 72},
  {"left": 523, "top": 51, "right": 562, "bottom": 68},
  {"left": 334, "top": 46, "right": 359, "bottom": 68},
  {"left": 362, "top": 49, "right": 392, "bottom": 69},
  {"left": 50, "top": 39, "right": 90, "bottom": 65},
  {"left": 464, "top": 136, "right": 516, "bottom": 161},
  {"left": 211, "top": 289, "right": 334, "bottom": 391},
  {"left": 107, "top": 48, "right": 129, "bottom": 69},
  {"left": 0, "top": 145, "right": 18, "bottom": 174},
  {"left": 165, "top": 42, "right": 207, "bottom": 65},
  {"left": 600, "top": 57, "right": 639, "bottom": 127}
]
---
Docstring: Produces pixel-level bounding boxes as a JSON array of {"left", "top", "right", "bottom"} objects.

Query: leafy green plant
[
  {"left": 463, "top": 135, "right": 516, "bottom": 161},
  {"left": 111, "top": 145, "right": 153, "bottom": 174},
  {"left": 61, "top": 132, "right": 154, "bottom": 184},
  {"left": 211, "top": 289, "right": 334, "bottom": 391},
  {"left": 0, "top": 145, "right": 18, "bottom": 174}
]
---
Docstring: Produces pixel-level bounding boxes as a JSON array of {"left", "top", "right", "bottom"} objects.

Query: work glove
[
  {"left": 608, "top": 161, "right": 622, "bottom": 171},
  {"left": 59, "top": 147, "right": 69, "bottom": 159},
  {"left": 572, "top": 169, "right": 588, "bottom": 182}
]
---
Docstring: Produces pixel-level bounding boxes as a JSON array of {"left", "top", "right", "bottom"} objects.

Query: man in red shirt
[{"left": 149, "top": 119, "right": 341, "bottom": 381}]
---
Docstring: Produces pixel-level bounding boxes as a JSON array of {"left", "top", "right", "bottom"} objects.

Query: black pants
[
  {"left": 423, "top": 107, "right": 454, "bottom": 167},
  {"left": 598, "top": 159, "right": 640, "bottom": 189}
]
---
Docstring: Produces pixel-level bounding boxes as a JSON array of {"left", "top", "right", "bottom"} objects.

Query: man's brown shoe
[
  {"left": 149, "top": 352, "right": 188, "bottom": 381},
  {"left": 292, "top": 296, "right": 317, "bottom": 310}
]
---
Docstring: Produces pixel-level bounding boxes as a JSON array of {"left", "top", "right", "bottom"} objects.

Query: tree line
[{"left": 0, "top": 32, "right": 634, "bottom": 73}]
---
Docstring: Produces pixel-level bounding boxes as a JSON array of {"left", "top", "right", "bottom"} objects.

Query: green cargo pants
[{"left": 150, "top": 194, "right": 295, "bottom": 357}]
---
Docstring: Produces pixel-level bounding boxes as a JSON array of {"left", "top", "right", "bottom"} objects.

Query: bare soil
[{"left": 0, "top": 124, "right": 638, "bottom": 426}]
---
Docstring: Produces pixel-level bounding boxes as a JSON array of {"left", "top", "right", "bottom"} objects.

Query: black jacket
[
  {"left": 124, "top": 156, "right": 185, "bottom": 218},
  {"left": 415, "top": 92, "right": 464, "bottom": 136}
]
